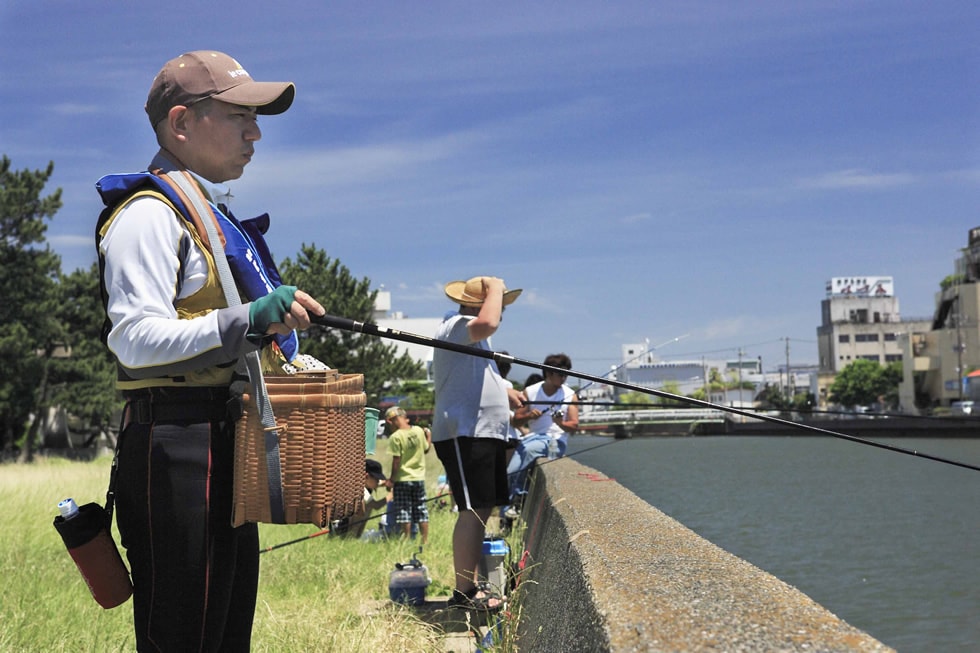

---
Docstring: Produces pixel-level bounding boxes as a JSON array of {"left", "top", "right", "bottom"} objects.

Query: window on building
[
  {"left": 849, "top": 309, "right": 869, "bottom": 323},
  {"left": 855, "top": 334, "right": 879, "bottom": 342},
  {"left": 859, "top": 355, "right": 880, "bottom": 362},
  {"left": 838, "top": 334, "right": 850, "bottom": 343},
  {"left": 885, "top": 354, "right": 902, "bottom": 362},
  {"left": 884, "top": 333, "right": 897, "bottom": 341}
]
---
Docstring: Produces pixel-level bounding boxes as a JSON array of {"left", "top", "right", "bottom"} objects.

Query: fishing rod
[{"left": 311, "top": 313, "right": 980, "bottom": 473}]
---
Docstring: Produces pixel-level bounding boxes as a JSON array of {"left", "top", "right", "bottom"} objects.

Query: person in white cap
[
  {"left": 431, "top": 276, "right": 522, "bottom": 612},
  {"left": 95, "top": 51, "right": 323, "bottom": 651}
]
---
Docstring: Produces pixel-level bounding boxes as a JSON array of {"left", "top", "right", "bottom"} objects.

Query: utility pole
[
  {"left": 702, "top": 356, "right": 709, "bottom": 401},
  {"left": 737, "top": 347, "right": 744, "bottom": 408},
  {"left": 784, "top": 337, "right": 791, "bottom": 401},
  {"left": 955, "top": 295, "right": 965, "bottom": 401}
]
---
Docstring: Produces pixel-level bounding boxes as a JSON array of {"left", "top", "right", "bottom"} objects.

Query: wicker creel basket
[{"left": 232, "top": 370, "right": 366, "bottom": 528}]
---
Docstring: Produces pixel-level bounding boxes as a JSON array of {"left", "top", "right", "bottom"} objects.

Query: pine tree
[
  {"left": 278, "top": 244, "right": 424, "bottom": 402},
  {"left": 0, "top": 156, "right": 63, "bottom": 458},
  {"left": 45, "top": 264, "right": 120, "bottom": 447}
]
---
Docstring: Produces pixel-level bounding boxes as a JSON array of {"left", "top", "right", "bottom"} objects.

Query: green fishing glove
[{"left": 248, "top": 285, "right": 298, "bottom": 337}]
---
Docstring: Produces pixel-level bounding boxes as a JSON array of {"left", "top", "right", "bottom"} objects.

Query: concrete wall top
[{"left": 515, "top": 457, "right": 893, "bottom": 653}]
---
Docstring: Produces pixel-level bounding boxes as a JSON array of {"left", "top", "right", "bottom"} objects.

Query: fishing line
[
  {"left": 518, "top": 399, "right": 970, "bottom": 422},
  {"left": 576, "top": 333, "right": 688, "bottom": 394},
  {"left": 311, "top": 313, "right": 980, "bottom": 473}
]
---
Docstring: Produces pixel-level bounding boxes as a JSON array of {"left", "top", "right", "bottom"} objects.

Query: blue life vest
[{"left": 96, "top": 172, "right": 300, "bottom": 362}]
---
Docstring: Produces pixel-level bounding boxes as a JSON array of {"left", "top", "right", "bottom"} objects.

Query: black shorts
[{"left": 434, "top": 437, "right": 509, "bottom": 511}]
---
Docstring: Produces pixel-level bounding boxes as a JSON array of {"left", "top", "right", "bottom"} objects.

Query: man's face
[
  {"left": 365, "top": 475, "right": 380, "bottom": 491},
  {"left": 545, "top": 369, "right": 568, "bottom": 389},
  {"left": 180, "top": 100, "right": 261, "bottom": 183}
]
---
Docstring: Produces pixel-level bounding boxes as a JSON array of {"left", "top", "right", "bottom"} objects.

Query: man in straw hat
[
  {"left": 431, "top": 276, "right": 522, "bottom": 610},
  {"left": 96, "top": 51, "right": 324, "bottom": 651}
]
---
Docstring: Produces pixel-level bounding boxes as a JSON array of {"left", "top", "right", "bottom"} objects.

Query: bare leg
[
  {"left": 453, "top": 508, "right": 493, "bottom": 592},
  {"left": 419, "top": 521, "right": 429, "bottom": 545}
]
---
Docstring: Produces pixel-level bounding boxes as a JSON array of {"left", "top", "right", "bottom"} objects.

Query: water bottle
[
  {"left": 59, "top": 498, "right": 79, "bottom": 520},
  {"left": 53, "top": 498, "right": 133, "bottom": 609},
  {"left": 478, "top": 536, "right": 510, "bottom": 596},
  {"left": 547, "top": 436, "right": 559, "bottom": 460}
]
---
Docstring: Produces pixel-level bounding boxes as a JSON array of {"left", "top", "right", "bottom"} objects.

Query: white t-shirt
[
  {"left": 525, "top": 381, "right": 576, "bottom": 438},
  {"left": 431, "top": 313, "right": 510, "bottom": 442}
]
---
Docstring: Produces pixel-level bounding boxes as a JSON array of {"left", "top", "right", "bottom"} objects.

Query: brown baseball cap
[{"left": 145, "top": 50, "right": 295, "bottom": 128}]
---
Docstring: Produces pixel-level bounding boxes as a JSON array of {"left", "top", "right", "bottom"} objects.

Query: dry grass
[{"left": 0, "top": 440, "right": 518, "bottom": 652}]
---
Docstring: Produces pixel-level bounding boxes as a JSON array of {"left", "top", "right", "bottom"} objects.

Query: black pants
[{"left": 116, "top": 394, "right": 258, "bottom": 652}]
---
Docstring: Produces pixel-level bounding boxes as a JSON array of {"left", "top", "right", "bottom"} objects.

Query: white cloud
[
  {"left": 49, "top": 103, "right": 102, "bottom": 116},
  {"left": 696, "top": 316, "right": 752, "bottom": 342},
  {"left": 796, "top": 169, "right": 917, "bottom": 190},
  {"left": 48, "top": 234, "right": 93, "bottom": 249}
]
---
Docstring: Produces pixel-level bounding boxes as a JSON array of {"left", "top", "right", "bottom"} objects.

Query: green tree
[
  {"left": 707, "top": 367, "right": 724, "bottom": 385},
  {"left": 755, "top": 383, "right": 791, "bottom": 410},
  {"left": 828, "top": 359, "right": 901, "bottom": 409},
  {"left": 389, "top": 379, "right": 435, "bottom": 422},
  {"left": 45, "top": 264, "right": 120, "bottom": 441},
  {"left": 278, "top": 244, "right": 424, "bottom": 403},
  {"left": 0, "top": 156, "right": 63, "bottom": 457},
  {"left": 940, "top": 274, "right": 965, "bottom": 291},
  {"left": 655, "top": 380, "right": 686, "bottom": 407},
  {"left": 613, "top": 391, "right": 654, "bottom": 410}
]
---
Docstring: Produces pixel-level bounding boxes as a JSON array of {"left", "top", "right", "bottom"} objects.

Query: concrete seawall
[{"left": 514, "top": 457, "right": 894, "bottom": 652}]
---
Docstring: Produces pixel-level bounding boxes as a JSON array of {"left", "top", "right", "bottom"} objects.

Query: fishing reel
[{"left": 550, "top": 407, "right": 563, "bottom": 421}]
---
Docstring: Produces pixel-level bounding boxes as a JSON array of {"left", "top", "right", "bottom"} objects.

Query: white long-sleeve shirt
[{"left": 99, "top": 152, "right": 257, "bottom": 382}]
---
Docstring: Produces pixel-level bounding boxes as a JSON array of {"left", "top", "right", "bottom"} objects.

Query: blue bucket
[{"left": 364, "top": 407, "right": 380, "bottom": 454}]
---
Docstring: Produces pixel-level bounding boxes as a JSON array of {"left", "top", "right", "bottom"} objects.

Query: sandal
[{"left": 447, "top": 585, "right": 504, "bottom": 612}]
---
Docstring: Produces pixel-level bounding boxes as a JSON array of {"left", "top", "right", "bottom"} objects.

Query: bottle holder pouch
[{"left": 53, "top": 502, "right": 133, "bottom": 609}]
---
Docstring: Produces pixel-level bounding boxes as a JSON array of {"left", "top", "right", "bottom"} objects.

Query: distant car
[{"left": 951, "top": 401, "right": 975, "bottom": 416}]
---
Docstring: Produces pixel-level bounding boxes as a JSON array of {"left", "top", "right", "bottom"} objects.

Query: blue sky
[{"left": 2, "top": 2, "right": 978, "bottom": 379}]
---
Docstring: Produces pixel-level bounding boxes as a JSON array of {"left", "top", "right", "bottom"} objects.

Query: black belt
[{"left": 123, "top": 387, "right": 242, "bottom": 425}]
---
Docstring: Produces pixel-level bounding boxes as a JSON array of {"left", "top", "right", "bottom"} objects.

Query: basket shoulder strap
[
  {"left": 153, "top": 169, "right": 226, "bottom": 254},
  {"left": 164, "top": 170, "right": 286, "bottom": 524}
]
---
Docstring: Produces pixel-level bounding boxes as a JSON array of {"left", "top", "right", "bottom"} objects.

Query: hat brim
[
  {"left": 444, "top": 280, "right": 522, "bottom": 307},
  {"left": 368, "top": 471, "right": 386, "bottom": 481},
  {"left": 212, "top": 81, "right": 295, "bottom": 115}
]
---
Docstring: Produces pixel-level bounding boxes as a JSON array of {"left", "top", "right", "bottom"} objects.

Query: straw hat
[{"left": 444, "top": 277, "right": 522, "bottom": 307}]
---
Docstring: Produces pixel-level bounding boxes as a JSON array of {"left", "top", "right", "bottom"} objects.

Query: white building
[
  {"left": 815, "top": 276, "right": 931, "bottom": 408},
  {"left": 373, "top": 289, "right": 442, "bottom": 379},
  {"left": 614, "top": 341, "right": 813, "bottom": 406},
  {"left": 614, "top": 341, "right": 718, "bottom": 398}
]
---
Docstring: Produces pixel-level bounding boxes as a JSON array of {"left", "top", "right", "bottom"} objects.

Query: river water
[{"left": 566, "top": 435, "right": 980, "bottom": 653}]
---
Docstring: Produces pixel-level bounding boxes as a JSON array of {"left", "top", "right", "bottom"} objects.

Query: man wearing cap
[
  {"left": 95, "top": 51, "right": 323, "bottom": 651},
  {"left": 431, "top": 276, "right": 521, "bottom": 611}
]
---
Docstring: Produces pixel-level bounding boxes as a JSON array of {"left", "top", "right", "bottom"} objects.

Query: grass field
[{"left": 0, "top": 439, "right": 517, "bottom": 652}]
